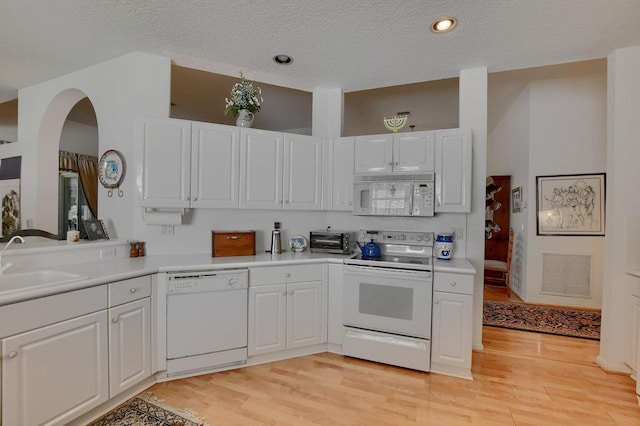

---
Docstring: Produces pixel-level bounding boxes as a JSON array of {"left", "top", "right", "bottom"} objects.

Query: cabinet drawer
[
  {"left": 108, "top": 275, "right": 151, "bottom": 307},
  {"left": 434, "top": 273, "right": 474, "bottom": 295},
  {"left": 249, "top": 264, "right": 322, "bottom": 286}
]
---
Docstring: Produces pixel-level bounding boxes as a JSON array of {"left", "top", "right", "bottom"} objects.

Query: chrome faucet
[{"left": 0, "top": 236, "right": 25, "bottom": 274}]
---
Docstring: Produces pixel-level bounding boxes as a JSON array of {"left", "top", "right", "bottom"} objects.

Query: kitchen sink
[{"left": 0, "top": 270, "right": 88, "bottom": 292}]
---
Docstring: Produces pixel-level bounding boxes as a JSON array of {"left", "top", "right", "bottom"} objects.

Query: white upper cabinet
[
  {"left": 354, "top": 131, "right": 435, "bottom": 174},
  {"left": 283, "top": 133, "right": 323, "bottom": 210},
  {"left": 434, "top": 128, "right": 472, "bottom": 213},
  {"left": 354, "top": 134, "right": 393, "bottom": 173},
  {"left": 240, "top": 128, "right": 323, "bottom": 210},
  {"left": 191, "top": 122, "right": 240, "bottom": 208},
  {"left": 135, "top": 117, "right": 192, "bottom": 208},
  {"left": 135, "top": 118, "right": 240, "bottom": 208},
  {"left": 394, "top": 132, "right": 435, "bottom": 172},
  {"left": 239, "top": 128, "right": 284, "bottom": 209},
  {"left": 331, "top": 137, "right": 355, "bottom": 211}
]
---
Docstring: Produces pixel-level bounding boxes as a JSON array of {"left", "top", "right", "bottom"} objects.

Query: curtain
[{"left": 59, "top": 151, "right": 99, "bottom": 218}]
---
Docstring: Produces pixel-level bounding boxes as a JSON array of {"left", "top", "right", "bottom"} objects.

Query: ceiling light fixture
[
  {"left": 273, "top": 54, "right": 293, "bottom": 65},
  {"left": 431, "top": 17, "right": 457, "bottom": 33}
]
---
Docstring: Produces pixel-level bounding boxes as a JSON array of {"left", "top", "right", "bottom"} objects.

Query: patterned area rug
[
  {"left": 88, "top": 392, "right": 208, "bottom": 426},
  {"left": 483, "top": 300, "right": 601, "bottom": 340}
]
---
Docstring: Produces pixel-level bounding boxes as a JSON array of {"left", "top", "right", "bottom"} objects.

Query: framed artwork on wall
[
  {"left": 536, "top": 173, "right": 605, "bottom": 236},
  {"left": 512, "top": 187, "right": 522, "bottom": 213}
]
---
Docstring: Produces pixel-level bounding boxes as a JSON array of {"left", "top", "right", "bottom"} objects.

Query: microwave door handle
[{"left": 313, "top": 239, "right": 340, "bottom": 244}]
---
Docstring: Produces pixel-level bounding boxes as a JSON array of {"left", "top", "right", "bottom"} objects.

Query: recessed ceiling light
[
  {"left": 273, "top": 54, "right": 293, "bottom": 65},
  {"left": 431, "top": 17, "right": 457, "bottom": 33}
]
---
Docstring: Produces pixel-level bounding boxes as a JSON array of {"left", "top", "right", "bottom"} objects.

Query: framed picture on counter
[
  {"left": 83, "top": 219, "right": 109, "bottom": 240},
  {"left": 536, "top": 173, "right": 605, "bottom": 236}
]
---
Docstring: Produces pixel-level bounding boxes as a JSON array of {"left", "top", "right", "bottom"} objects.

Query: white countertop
[{"left": 0, "top": 252, "right": 476, "bottom": 306}]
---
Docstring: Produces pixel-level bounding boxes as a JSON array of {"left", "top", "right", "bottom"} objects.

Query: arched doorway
[{"left": 58, "top": 97, "right": 98, "bottom": 239}]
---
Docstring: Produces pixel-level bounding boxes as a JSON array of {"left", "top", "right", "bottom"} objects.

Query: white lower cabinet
[
  {"left": 431, "top": 272, "right": 474, "bottom": 379},
  {"left": 107, "top": 276, "right": 152, "bottom": 397},
  {"left": 108, "top": 298, "right": 151, "bottom": 397},
  {"left": 248, "top": 265, "right": 326, "bottom": 356},
  {"left": 327, "top": 264, "right": 345, "bottom": 350},
  {"left": 2, "top": 310, "right": 109, "bottom": 426}
]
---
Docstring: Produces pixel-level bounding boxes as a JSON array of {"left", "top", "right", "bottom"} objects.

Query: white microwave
[{"left": 353, "top": 173, "right": 435, "bottom": 217}]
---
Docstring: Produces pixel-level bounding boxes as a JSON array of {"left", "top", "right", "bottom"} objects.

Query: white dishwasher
[{"left": 166, "top": 269, "right": 248, "bottom": 376}]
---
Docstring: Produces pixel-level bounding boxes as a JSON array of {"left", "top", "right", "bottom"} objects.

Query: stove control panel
[{"left": 359, "top": 230, "right": 434, "bottom": 246}]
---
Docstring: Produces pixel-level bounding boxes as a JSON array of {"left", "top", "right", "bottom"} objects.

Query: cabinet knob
[
  {"left": 388, "top": 162, "right": 393, "bottom": 166},
  {"left": 348, "top": 202, "right": 353, "bottom": 206},
  {"left": 130, "top": 288, "right": 137, "bottom": 294},
  {"left": 112, "top": 316, "right": 120, "bottom": 324},
  {"left": 281, "top": 290, "right": 287, "bottom": 296},
  {"left": 450, "top": 281, "right": 457, "bottom": 287},
  {"left": 284, "top": 200, "right": 289, "bottom": 204},
  {"left": 186, "top": 196, "right": 191, "bottom": 201},
  {"left": 193, "top": 197, "right": 198, "bottom": 201},
  {"left": 288, "top": 290, "right": 294, "bottom": 295},
  {"left": 285, "top": 273, "right": 291, "bottom": 278},
  {"left": 7, "top": 351, "right": 17, "bottom": 359},
  {"left": 434, "top": 299, "right": 440, "bottom": 304}
]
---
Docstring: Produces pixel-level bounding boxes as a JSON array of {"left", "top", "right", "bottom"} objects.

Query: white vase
[{"left": 236, "top": 109, "right": 254, "bottom": 127}]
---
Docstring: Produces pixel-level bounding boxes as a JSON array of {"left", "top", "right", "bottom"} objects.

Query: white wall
[
  {"left": 5, "top": 52, "right": 171, "bottom": 238},
  {"left": 598, "top": 45, "right": 640, "bottom": 373},
  {"left": 527, "top": 69, "right": 607, "bottom": 309},
  {"left": 487, "top": 72, "right": 530, "bottom": 298},
  {"left": 60, "top": 121, "right": 98, "bottom": 156},
  {"left": 487, "top": 61, "right": 607, "bottom": 307}
]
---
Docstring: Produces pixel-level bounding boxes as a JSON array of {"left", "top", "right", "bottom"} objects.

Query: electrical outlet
[
  {"left": 161, "top": 225, "right": 174, "bottom": 235},
  {"left": 452, "top": 227, "right": 463, "bottom": 240},
  {"left": 100, "top": 248, "right": 116, "bottom": 259}
]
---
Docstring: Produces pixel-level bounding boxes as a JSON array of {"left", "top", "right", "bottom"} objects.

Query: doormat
[
  {"left": 483, "top": 300, "right": 601, "bottom": 340},
  {"left": 88, "top": 392, "right": 208, "bottom": 426}
]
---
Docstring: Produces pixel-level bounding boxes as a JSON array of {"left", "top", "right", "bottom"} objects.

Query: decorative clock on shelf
[{"left": 98, "top": 149, "right": 126, "bottom": 197}]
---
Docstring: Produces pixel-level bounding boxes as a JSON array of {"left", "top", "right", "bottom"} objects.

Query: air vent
[{"left": 541, "top": 253, "right": 591, "bottom": 297}]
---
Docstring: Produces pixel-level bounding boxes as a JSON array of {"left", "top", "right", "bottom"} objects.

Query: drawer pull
[
  {"left": 285, "top": 273, "right": 291, "bottom": 278},
  {"left": 450, "top": 281, "right": 457, "bottom": 287},
  {"left": 112, "top": 317, "right": 120, "bottom": 324},
  {"left": 130, "top": 288, "right": 137, "bottom": 294},
  {"left": 281, "top": 290, "right": 287, "bottom": 296},
  {"left": 8, "top": 351, "right": 17, "bottom": 359},
  {"left": 288, "top": 290, "right": 294, "bottom": 295},
  {"left": 434, "top": 299, "right": 440, "bottom": 304},
  {"left": 227, "top": 236, "right": 240, "bottom": 240}
]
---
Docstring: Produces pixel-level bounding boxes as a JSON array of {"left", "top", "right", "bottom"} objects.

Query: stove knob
[{"left": 415, "top": 234, "right": 423, "bottom": 241}]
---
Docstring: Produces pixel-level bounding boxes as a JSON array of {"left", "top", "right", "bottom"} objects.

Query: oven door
[{"left": 343, "top": 265, "right": 432, "bottom": 339}]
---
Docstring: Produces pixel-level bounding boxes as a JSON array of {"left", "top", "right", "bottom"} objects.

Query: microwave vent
[{"left": 355, "top": 173, "right": 434, "bottom": 182}]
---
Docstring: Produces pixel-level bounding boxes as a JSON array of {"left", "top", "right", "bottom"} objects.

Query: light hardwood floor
[{"left": 148, "top": 325, "right": 638, "bottom": 425}]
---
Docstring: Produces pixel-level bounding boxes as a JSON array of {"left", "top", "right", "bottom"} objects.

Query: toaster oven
[{"left": 309, "top": 230, "right": 357, "bottom": 254}]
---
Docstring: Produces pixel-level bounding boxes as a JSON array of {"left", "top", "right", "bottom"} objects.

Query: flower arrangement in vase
[{"left": 224, "top": 72, "right": 263, "bottom": 127}]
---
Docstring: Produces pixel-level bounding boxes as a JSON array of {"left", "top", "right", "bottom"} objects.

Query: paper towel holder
[{"left": 142, "top": 208, "right": 184, "bottom": 225}]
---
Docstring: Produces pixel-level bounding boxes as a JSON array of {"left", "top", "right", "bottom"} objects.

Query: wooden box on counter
[{"left": 212, "top": 231, "right": 256, "bottom": 257}]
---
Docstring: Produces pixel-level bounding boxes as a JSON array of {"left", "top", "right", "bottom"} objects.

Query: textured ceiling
[{"left": 1, "top": 0, "right": 640, "bottom": 103}]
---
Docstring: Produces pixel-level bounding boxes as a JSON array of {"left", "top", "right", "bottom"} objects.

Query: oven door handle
[{"left": 344, "top": 265, "right": 431, "bottom": 279}]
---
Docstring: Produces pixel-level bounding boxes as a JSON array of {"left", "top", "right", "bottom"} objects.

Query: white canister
[
  {"left": 66, "top": 230, "right": 80, "bottom": 242},
  {"left": 435, "top": 233, "right": 454, "bottom": 260}
]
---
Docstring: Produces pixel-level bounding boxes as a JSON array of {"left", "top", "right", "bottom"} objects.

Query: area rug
[
  {"left": 483, "top": 300, "right": 601, "bottom": 340},
  {"left": 88, "top": 392, "right": 208, "bottom": 426}
]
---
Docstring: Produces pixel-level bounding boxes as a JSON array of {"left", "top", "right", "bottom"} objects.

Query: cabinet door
[
  {"left": 354, "top": 134, "right": 393, "bottom": 174},
  {"left": 332, "top": 137, "right": 355, "bottom": 211},
  {"left": 248, "top": 284, "right": 287, "bottom": 355},
  {"left": 240, "top": 128, "right": 284, "bottom": 209},
  {"left": 135, "top": 117, "right": 192, "bottom": 208},
  {"left": 431, "top": 291, "right": 473, "bottom": 372},
  {"left": 287, "top": 281, "right": 324, "bottom": 349},
  {"left": 626, "top": 295, "right": 640, "bottom": 370},
  {"left": 393, "top": 131, "right": 435, "bottom": 172},
  {"left": 191, "top": 122, "right": 240, "bottom": 208},
  {"left": 283, "top": 134, "right": 323, "bottom": 210},
  {"left": 109, "top": 298, "right": 151, "bottom": 398},
  {"left": 327, "top": 264, "right": 345, "bottom": 347},
  {"left": 2, "top": 311, "right": 109, "bottom": 426},
  {"left": 434, "top": 128, "right": 472, "bottom": 213}
]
